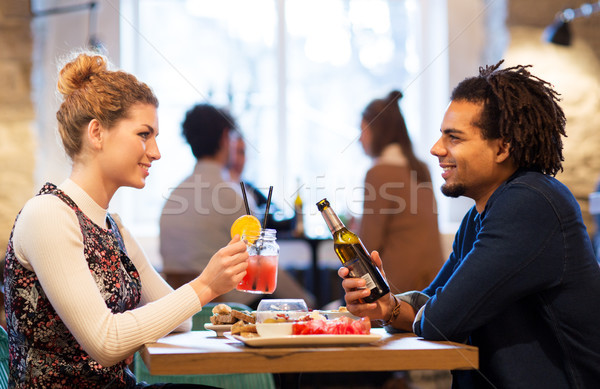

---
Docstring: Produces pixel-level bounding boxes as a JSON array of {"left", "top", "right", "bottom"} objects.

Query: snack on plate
[
  {"left": 210, "top": 313, "right": 236, "bottom": 325},
  {"left": 212, "top": 304, "right": 232, "bottom": 315},
  {"left": 209, "top": 304, "right": 256, "bottom": 325},
  {"left": 231, "top": 309, "right": 256, "bottom": 324},
  {"left": 231, "top": 321, "right": 258, "bottom": 337},
  {"left": 338, "top": 306, "right": 348, "bottom": 312}
]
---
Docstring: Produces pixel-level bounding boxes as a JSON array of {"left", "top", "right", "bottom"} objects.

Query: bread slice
[
  {"left": 212, "top": 303, "right": 232, "bottom": 315},
  {"left": 210, "top": 313, "right": 237, "bottom": 325},
  {"left": 231, "top": 310, "right": 256, "bottom": 324},
  {"left": 231, "top": 321, "right": 257, "bottom": 335}
]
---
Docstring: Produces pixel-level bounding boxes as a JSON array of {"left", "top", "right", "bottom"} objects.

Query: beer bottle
[
  {"left": 316, "top": 198, "right": 390, "bottom": 303},
  {"left": 293, "top": 179, "right": 304, "bottom": 237}
]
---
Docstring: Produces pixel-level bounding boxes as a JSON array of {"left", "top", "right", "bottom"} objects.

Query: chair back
[{"left": 0, "top": 326, "right": 9, "bottom": 389}]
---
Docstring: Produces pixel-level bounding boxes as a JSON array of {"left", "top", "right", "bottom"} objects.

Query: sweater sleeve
[
  {"left": 13, "top": 195, "right": 202, "bottom": 367},
  {"left": 111, "top": 213, "right": 193, "bottom": 333}
]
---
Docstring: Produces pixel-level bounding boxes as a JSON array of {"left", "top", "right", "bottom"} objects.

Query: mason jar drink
[{"left": 237, "top": 229, "right": 279, "bottom": 294}]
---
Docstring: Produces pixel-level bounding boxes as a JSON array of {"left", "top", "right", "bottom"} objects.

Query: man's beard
[{"left": 441, "top": 183, "right": 466, "bottom": 198}]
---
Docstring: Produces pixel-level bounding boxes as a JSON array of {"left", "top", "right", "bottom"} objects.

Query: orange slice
[{"left": 230, "top": 215, "right": 261, "bottom": 243}]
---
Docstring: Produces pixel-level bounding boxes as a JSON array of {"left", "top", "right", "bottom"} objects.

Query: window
[{"left": 116, "top": 0, "right": 450, "bottom": 238}]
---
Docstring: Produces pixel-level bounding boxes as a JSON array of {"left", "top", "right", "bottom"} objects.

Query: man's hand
[{"left": 337, "top": 250, "right": 395, "bottom": 321}]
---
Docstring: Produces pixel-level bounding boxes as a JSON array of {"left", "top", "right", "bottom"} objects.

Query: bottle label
[
  {"left": 343, "top": 257, "right": 374, "bottom": 290},
  {"left": 360, "top": 273, "right": 376, "bottom": 290}
]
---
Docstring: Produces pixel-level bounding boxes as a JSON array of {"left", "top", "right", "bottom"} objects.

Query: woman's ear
[{"left": 87, "top": 119, "right": 103, "bottom": 150}]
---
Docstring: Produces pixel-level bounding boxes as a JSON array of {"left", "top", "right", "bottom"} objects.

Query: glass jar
[{"left": 236, "top": 229, "right": 279, "bottom": 294}]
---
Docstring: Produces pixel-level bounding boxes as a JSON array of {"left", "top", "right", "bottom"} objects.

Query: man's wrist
[{"left": 383, "top": 295, "right": 401, "bottom": 326}]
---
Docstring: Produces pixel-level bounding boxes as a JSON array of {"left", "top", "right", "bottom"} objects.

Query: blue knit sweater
[{"left": 416, "top": 170, "right": 600, "bottom": 388}]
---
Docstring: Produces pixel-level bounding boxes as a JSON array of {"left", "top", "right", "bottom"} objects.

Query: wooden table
[{"left": 140, "top": 329, "right": 478, "bottom": 376}]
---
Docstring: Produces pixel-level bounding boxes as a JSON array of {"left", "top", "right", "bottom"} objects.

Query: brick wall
[{"left": 0, "top": 1, "right": 35, "bottom": 262}]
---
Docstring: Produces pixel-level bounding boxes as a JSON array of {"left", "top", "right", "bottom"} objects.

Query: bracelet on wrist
[{"left": 383, "top": 295, "right": 401, "bottom": 326}]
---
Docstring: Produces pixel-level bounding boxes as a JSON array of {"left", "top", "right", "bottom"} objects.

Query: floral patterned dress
[{"left": 4, "top": 183, "right": 142, "bottom": 388}]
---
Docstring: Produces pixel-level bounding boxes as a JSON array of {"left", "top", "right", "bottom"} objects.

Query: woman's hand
[
  {"left": 338, "top": 250, "right": 395, "bottom": 321},
  {"left": 190, "top": 235, "right": 249, "bottom": 305}
]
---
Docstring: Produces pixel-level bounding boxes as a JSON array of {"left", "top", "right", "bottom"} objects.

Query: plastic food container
[{"left": 256, "top": 299, "right": 308, "bottom": 323}]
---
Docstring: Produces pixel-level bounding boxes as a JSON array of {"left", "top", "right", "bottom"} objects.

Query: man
[
  {"left": 160, "top": 104, "right": 315, "bottom": 307},
  {"left": 340, "top": 62, "right": 600, "bottom": 388},
  {"left": 160, "top": 104, "right": 245, "bottom": 292}
]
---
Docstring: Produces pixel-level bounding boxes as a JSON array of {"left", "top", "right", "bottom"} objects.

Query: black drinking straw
[
  {"left": 240, "top": 182, "right": 251, "bottom": 215},
  {"left": 263, "top": 186, "right": 273, "bottom": 230}
]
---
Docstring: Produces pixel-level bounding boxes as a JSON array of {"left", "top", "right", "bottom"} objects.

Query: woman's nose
[{"left": 148, "top": 138, "right": 161, "bottom": 161}]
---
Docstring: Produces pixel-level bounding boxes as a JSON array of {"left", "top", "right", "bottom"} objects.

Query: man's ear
[
  {"left": 495, "top": 139, "right": 511, "bottom": 163},
  {"left": 87, "top": 119, "right": 103, "bottom": 150}
]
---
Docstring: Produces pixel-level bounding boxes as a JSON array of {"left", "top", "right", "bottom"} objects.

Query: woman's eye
[{"left": 139, "top": 132, "right": 150, "bottom": 139}]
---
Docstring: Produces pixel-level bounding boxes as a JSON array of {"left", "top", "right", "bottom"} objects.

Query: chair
[
  {"left": 134, "top": 303, "right": 275, "bottom": 388},
  {"left": 0, "top": 326, "right": 9, "bottom": 389}
]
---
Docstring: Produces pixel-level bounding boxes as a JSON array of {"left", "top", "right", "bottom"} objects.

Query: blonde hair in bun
[{"left": 56, "top": 52, "right": 158, "bottom": 159}]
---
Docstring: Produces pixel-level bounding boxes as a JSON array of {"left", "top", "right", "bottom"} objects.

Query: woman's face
[
  {"left": 98, "top": 103, "right": 160, "bottom": 190},
  {"left": 359, "top": 119, "right": 373, "bottom": 156}
]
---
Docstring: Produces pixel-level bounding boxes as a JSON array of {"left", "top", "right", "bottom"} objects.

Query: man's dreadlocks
[{"left": 451, "top": 60, "right": 566, "bottom": 176}]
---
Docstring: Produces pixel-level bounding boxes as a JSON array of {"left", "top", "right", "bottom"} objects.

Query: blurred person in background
[
  {"left": 358, "top": 90, "right": 444, "bottom": 294},
  {"left": 160, "top": 104, "right": 315, "bottom": 308},
  {"left": 226, "top": 132, "right": 296, "bottom": 234}
]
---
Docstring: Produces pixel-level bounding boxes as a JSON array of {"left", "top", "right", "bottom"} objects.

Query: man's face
[{"left": 430, "top": 100, "right": 509, "bottom": 208}]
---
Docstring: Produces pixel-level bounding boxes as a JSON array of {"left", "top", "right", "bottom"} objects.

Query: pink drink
[{"left": 237, "top": 254, "right": 278, "bottom": 294}]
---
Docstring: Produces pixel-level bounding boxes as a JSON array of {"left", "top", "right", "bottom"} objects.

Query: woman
[
  {"left": 3, "top": 53, "right": 248, "bottom": 388},
  {"left": 358, "top": 90, "right": 444, "bottom": 293}
]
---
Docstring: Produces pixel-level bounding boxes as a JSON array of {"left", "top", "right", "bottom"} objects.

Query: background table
[{"left": 140, "top": 329, "right": 478, "bottom": 376}]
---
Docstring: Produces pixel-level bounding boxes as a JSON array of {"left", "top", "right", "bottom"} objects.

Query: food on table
[
  {"left": 209, "top": 303, "right": 256, "bottom": 325},
  {"left": 231, "top": 321, "right": 259, "bottom": 338},
  {"left": 253, "top": 308, "right": 371, "bottom": 337},
  {"left": 230, "top": 214, "right": 261, "bottom": 242},
  {"left": 231, "top": 309, "right": 256, "bottom": 323},
  {"left": 338, "top": 306, "right": 348, "bottom": 312},
  {"left": 292, "top": 316, "right": 371, "bottom": 335}
]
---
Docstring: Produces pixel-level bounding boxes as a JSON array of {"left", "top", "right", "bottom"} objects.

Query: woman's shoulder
[{"left": 17, "top": 191, "right": 75, "bottom": 226}]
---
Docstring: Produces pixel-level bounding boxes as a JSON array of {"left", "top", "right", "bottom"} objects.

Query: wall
[
  {"left": 506, "top": 1, "right": 600, "bottom": 234},
  {"left": 0, "top": 1, "right": 35, "bottom": 263},
  {"left": 508, "top": 0, "right": 600, "bottom": 61},
  {"left": 1, "top": 0, "right": 598, "bottom": 259}
]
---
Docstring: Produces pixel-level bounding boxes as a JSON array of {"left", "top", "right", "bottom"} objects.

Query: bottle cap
[{"left": 316, "top": 198, "right": 330, "bottom": 212}]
